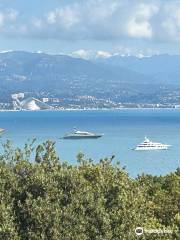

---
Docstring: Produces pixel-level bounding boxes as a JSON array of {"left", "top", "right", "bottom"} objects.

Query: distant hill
[
  {"left": 0, "top": 51, "right": 150, "bottom": 88},
  {"left": 0, "top": 51, "right": 180, "bottom": 104},
  {"left": 0, "top": 51, "right": 156, "bottom": 100},
  {"left": 95, "top": 54, "right": 180, "bottom": 84}
]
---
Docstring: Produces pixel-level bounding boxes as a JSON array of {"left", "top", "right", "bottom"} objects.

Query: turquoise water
[{"left": 0, "top": 109, "right": 180, "bottom": 177}]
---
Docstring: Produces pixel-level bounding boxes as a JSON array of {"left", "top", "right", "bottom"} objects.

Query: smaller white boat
[
  {"left": 133, "top": 137, "right": 171, "bottom": 151},
  {"left": 0, "top": 128, "right": 5, "bottom": 134}
]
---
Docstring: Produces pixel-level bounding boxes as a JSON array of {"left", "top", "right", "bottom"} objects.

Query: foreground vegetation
[{"left": 0, "top": 140, "right": 179, "bottom": 240}]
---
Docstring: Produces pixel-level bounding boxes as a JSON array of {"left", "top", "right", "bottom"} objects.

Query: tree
[{"left": 0, "top": 140, "right": 179, "bottom": 239}]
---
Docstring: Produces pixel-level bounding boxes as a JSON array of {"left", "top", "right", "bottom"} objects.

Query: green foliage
[{"left": 0, "top": 140, "right": 179, "bottom": 239}]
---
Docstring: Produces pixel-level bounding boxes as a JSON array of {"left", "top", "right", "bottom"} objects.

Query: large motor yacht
[
  {"left": 63, "top": 129, "right": 103, "bottom": 139},
  {"left": 134, "top": 137, "right": 171, "bottom": 151}
]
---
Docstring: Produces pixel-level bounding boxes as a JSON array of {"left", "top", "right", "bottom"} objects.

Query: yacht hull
[
  {"left": 134, "top": 146, "right": 170, "bottom": 151},
  {"left": 63, "top": 135, "right": 102, "bottom": 139}
]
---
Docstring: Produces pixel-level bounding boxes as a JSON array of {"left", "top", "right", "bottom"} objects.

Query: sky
[{"left": 0, "top": 0, "right": 180, "bottom": 58}]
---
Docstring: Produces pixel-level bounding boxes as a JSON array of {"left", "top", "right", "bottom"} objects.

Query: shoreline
[{"left": 0, "top": 107, "right": 180, "bottom": 112}]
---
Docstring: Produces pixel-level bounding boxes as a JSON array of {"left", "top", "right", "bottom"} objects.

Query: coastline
[{"left": 0, "top": 107, "right": 180, "bottom": 112}]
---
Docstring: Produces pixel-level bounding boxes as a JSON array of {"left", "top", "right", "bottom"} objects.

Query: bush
[{"left": 0, "top": 140, "right": 179, "bottom": 239}]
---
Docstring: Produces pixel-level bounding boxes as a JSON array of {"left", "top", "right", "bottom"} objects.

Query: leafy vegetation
[{"left": 0, "top": 140, "right": 179, "bottom": 239}]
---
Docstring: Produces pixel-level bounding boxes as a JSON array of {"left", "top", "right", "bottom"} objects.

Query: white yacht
[
  {"left": 0, "top": 128, "right": 5, "bottom": 134},
  {"left": 134, "top": 137, "right": 171, "bottom": 151},
  {"left": 63, "top": 129, "right": 103, "bottom": 139}
]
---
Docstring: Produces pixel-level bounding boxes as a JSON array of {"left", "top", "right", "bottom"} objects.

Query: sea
[{"left": 0, "top": 109, "right": 180, "bottom": 177}]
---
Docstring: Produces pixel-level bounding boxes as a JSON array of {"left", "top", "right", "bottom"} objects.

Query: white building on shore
[{"left": 12, "top": 94, "right": 52, "bottom": 110}]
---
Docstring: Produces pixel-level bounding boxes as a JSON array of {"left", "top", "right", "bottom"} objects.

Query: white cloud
[
  {"left": 33, "top": 19, "right": 43, "bottom": 29},
  {"left": 2, "top": 1, "right": 180, "bottom": 45},
  {"left": 161, "top": 2, "right": 180, "bottom": 42},
  {"left": 127, "top": 20, "right": 152, "bottom": 38},
  {"left": 71, "top": 49, "right": 113, "bottom": 59},
  {"left": 47, "top": 6, "right": 80, "bottom": 29},
  {"left": 7, "top": 9, "right": 18, "bottom": 21},
  {"left": 30, "top": 0, "right": 161, "bottom": 41},
  {"left": 0, "top": 13, "right": 5, "bottom": 27},
  {"left": 96, "top": 51, "right": 112, "bottom": 58},
  {"left": 71, "top": 49, "right": 92, "bottom": 59},
  {"left": 0, "top": 50, "right": 13, "bottom": 53},
  {"left": 115, "top": 45, "right": 160, "bottom": 57},
  {"left": 126, "top": 3, "right": 159, "bottom": 38},
  {"left": 0, "top": 9, "right": 18, "bottom": 28},
  {"left": 70, "top": 49, "right": 142, "bottom": 59}
]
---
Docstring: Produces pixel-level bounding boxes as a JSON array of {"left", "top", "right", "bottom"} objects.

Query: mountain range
[
  {"left": 0, "top": 51, "right": 180, "bottom": 104},
  {"left": 95, "top": 54, "right": 180, "bottom": 85}
]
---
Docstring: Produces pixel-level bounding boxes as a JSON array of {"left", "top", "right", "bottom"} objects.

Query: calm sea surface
[{"left": 0, "top": 109, "right": 180, "bottom": 177}]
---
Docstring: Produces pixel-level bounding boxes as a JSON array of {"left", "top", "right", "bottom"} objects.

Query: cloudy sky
[{"left": 0, "top": 0, "right": 180, "bottom": 57}]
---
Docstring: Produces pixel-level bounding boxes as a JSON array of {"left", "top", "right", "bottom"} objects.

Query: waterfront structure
[{"left": 12, "top": 94, "right": 52, "bottom": 110}]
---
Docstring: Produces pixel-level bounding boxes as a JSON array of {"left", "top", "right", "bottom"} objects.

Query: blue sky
[{"left": 0, "top": 0, "right": 180, "bottom": 57}]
